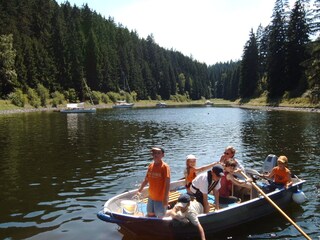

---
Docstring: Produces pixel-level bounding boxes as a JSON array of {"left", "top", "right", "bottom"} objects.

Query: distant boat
[
  {"left": 60, "top": 102, "right": 96, "bottom": 113},
  {"left": 204, "top": 100, "right": 214, "bottom": 106},
  {"left": 60, "top": 78, "right": 96, "bottom": 113},
  {"left": 112, "top": 100, "right": 134, "bottom": 109},
  {"left": 156, "top": 102, "right": 167, "bottom": 108}
]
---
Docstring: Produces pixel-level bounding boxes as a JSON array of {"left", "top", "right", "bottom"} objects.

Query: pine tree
[
  {"left": 286, "top": 0, "right": 311, "bottom": 96},
  {"left": 240, "top": 29, "right": 259, "bottom": 98},
  {"left": 0, "top": 34, "right": 18, "bottom": 97},
  {"left": 267, "top": 0, "right": 290, "bottom": 98}
]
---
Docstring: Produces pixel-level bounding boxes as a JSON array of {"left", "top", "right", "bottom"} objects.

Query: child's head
[
  {"left": 225, "top": 158, "right": 237, "bottom": 172},
  {"left": 186, "top": 154, "right": 197, "bottom": 168},
  {"left": 277, "top": 155, "right": 288, "bottom": 168},
  {"left": 224, "top": 146, "right": 236, "bottom": 158}
]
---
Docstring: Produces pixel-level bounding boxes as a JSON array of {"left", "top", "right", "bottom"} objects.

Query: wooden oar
[{"left": 240, "top": 171, "right": 311, "bottom": 240}]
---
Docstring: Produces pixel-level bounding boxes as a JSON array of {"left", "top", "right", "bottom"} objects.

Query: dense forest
[{"left": 0, "top": 0, "right": 319, "bottom": 107}]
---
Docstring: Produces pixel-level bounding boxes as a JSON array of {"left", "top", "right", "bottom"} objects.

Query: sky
[{"left": 56, "top": 0, "right": 280, "bottom": 65}]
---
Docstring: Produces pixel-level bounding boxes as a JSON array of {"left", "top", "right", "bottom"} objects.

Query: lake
[{"left": 0, "top": 106, "right": 319, "bottom": 240}]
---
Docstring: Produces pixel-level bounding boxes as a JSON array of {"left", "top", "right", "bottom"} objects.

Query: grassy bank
[{"left": 1, "top": 97, "right": 319, "bottom": 115}]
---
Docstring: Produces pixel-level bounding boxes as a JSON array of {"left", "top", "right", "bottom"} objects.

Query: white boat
[
  {"left": 156, "top": 102, "right": 167, "bottom": 108},
  {"left": 61, "top": 78, "right": 96, "bottom": 113},
  {"left": 112, "top": 100, "right": 134, "bottom": 109},
  {"left": 60, "top": 102, "right": 96, "bottom": 113},
  {"left": 204, "top": 100, "right": 213, "bottom": 106},
  {"left": 97, "top": 155, "right": 307, "bottom": 238}
]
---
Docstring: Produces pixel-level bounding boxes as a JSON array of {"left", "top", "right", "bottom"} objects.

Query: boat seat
[
  {"left": 209, "top": 204, "right": 216, "bottom": 212},
  {"left": 141, "top": 191, "right": 181, "bottom": 204},
  {"left": 140, "top": 190, "right": 218, "bottom": 212}
]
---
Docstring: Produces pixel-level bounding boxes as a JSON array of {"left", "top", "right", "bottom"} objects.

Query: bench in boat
[{"left": 141, "top": 190, "right": 217, "bottom": 212}]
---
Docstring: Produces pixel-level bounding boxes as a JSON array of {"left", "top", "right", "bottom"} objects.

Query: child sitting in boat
[
  {"left": 184, "top": 154, "right": 216, "bottom": 192},
  {"left": 264, "top": 155, "right": 292, "bottom": 190},
  {"left": 219, "top": 159, "right": 252, "bottom": 204}
]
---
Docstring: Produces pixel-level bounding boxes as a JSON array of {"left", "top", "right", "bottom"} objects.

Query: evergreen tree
[
  {"left": 286, "top": 0, "right": 311, "bottom": 96},
  {"left": 0, "top": 34, "right": 18, "bottom": 97},
  {"left": 267, "top": 0, "right": 289, "bottom": 98},
  {"left": 256, "top": 24, "right": 269, "bottom": 79},
  {"left": 240, "top": 29, "right": 259, "bottom": 98},
  {"left": 304, "top": 39, "right": 320, "bottom": 89}
]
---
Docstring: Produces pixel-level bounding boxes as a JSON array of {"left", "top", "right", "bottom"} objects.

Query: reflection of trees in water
[
  {"left": 67, "top": 113, "right": 79, "bottom": 142},
  {"left": 239, "top": 110, "right": 320, "bottom": 171}
]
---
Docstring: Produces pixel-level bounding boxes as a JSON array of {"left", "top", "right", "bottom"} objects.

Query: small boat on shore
[
  {"left": 60, "top": 102, "right": 96, "bottom": 113},
  {"left": 204, "top": 100, "right": 213, "bottom": 106},
  {"left": 156, "top": 102, "right": 167, "bottom": 108},
  {"left": 112, "top": 100, "right": 134, "bottom": 109},
  {"left": 97, "top": 156, "right": 306, "bottom": 238},
  {"left": 60, "top": 79, "right": 96, "bottom": 113}
]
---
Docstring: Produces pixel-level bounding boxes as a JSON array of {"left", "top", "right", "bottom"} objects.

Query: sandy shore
[{"left": 0, "top": 103, "right": 319, "bottom": 115}]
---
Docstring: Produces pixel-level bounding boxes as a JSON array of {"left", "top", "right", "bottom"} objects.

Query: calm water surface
[{"left": 0, "top": 106, "right": 319, "bottom": 240}]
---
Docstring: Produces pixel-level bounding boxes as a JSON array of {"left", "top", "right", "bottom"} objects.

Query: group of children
[{"left": 184, "top": 146, "right": 293, "bottom": 203}]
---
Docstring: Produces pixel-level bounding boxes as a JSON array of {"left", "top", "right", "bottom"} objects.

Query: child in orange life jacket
[
  {"left": 264, "top": 155, "right": 292, "bottom": 190},
  {"left": 184, "top": 154, "right": 216, "bottom": 192}
]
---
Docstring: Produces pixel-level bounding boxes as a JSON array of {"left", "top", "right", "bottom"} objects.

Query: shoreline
[
  {"left": 233, "top": 104, "right": 320, "bottom": 113},
  {"left": 0, "top": 102, "right": 319, "bottom": 115}
]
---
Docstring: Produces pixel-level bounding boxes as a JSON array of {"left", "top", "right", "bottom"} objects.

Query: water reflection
[
  {"left": 0, "top": 107, "right": 319, "bottom": 240},
  {"left": 66, "top": 114, "right": 79, "bottom": 142}
]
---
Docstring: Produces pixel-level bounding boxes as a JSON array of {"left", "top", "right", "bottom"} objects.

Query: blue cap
[{"left": 212, "top": 166, "right": 224, "bottom": 177}]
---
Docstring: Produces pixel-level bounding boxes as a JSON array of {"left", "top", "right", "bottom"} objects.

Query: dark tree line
[
  {"left": 0, "top": 0, "right": 319, "bottom": 103},
  {"left": 0, "top": 0, "right": 214, "bottom": 101},
  {"left": 240, "top": 0, "right": 320, "bottom": 102}
]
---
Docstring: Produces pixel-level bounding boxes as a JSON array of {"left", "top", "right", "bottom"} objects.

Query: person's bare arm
[
  {"left": 163, "top": 177, "right": 170, "bottom": 207},
  {"left": 138, "top": 178, "right": 148, "bottom": 194},
  {"left": 286, "top": 172, "right": 293, "bottom": 188},
  {"left": 203, "top": 194, "right": 210, "bottom": 213},
  {"left": 264, "top": 168, "right": 275, "bottom": 179},
  {"left": 214, "top": 190, "right": 220, "bottom": 210},
  {"left": 195, "top": 162, "right": 217, "bottom": 173},
  {"left": 228, "top": 174, "right": 252, "bottom": 189},
  {"left": 197, "top": 223, "right": 206, "bottom": 240}
]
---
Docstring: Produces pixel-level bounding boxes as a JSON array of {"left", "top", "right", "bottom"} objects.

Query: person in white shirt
[{"left": 190, "top": 165, "right": 224, "bottom": 212}]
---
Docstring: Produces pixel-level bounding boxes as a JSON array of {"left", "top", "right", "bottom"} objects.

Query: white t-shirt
[{"left": 191, "top": 171, "right": 221, "bottom": 194}]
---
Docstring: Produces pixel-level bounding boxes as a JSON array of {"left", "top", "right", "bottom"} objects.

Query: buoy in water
[{"left": 292, "top": 189, "right": 307, "bottom": 204}]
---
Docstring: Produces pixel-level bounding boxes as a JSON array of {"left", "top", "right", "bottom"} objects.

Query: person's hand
[
  {"left": 163, "top": 198, "right": 169, "bottom": 208},
  {"left": 246, "top": 178, "right": 253, "bottom": 183},
  {"left": 234, "top": 168, "right": 241, "bottom": 173},
  {"left": 219, "top": 155, "right": 226, "bottom": 162},
  {"left": 132, "top": 192, "right": 141, "bottom": 201}
]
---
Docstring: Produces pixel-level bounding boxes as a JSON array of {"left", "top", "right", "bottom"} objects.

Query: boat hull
[
  {"left": 98, "top": 179, "right": 304, "bottom": 238},
  {"left": 156, "top": 102, "right": 167, "bottom": 108},
  {"left": 112, "top": 103, "right": 134, "bottom": 108},
  {"left": 60, "top": 108, "right": 96, "bottom": 113}
]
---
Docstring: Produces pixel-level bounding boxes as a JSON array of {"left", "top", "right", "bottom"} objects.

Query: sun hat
[
  {"left": 212, "top": 166, "right": 225, "bottom": 177},
  {"left": 277, "top": 156, "right": 288, "bottom": 164},
  {"left": 186, "top": 154, "right": 197, "bottom": 160},
  {"left": 151, "top": 146, "right": 165, "bottom": 153},
  {"left": 175, "top": 194, "right": 191, "bottom": 208}
]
